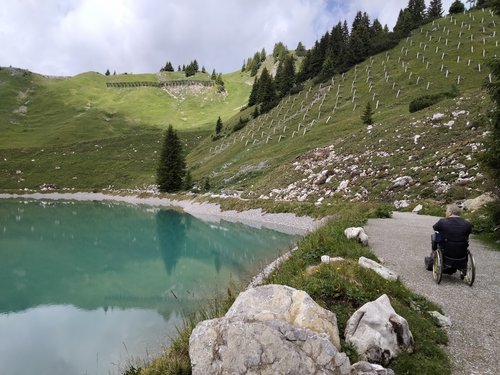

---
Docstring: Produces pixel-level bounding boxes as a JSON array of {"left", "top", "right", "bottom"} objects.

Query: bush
[
  {"left": 469, "top": 202, "right": 500, "bottom": 234},
  {"left": 409, "top": 94, "right": 444, "bottom": 113},
  {"left": 409, "top": 87, "right": 459, "bottom": 113},
  {"left": 289, "top": 83, "right": 304, "bottom": 95},
  {"left": 233, "top": 117, "right": 249, "bottom": 133}
]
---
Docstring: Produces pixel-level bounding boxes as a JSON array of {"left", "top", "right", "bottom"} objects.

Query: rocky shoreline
[{"left": 0, "top": 192, "right": 324, "bottom": 236}]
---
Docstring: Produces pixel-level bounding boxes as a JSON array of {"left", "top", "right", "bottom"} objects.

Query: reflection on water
[{"left": 0, "top": 200, "right": 297, "bottom": 375}]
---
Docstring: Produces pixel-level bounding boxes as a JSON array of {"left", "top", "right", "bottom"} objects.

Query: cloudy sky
[{"left": 1, "top": 0, "right": 456, "bottom": 76}]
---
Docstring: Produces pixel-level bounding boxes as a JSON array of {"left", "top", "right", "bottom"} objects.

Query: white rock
[
  {"left": 321, "top": 255, "right": 345, "bottom": 263},
  {"left": 462, "top": 192, "right": 497, "bottom": 211},
  {"left": 452, "top": 110, "right": 466, "bottom": 117},
  {"left": 413, "top": 135, "right": 421, "bottom": 144},
  {"left": 394, "top": 200, "right": 410, "bottom": 209},
  {"left": 412, "top": 204, "right": 423, "bottom": 213},
  {"left": 429, "top": 311, "right": 452, "bottom": 328},
  {"left": 392, "top": 176, "right": 413, "bottom": 188},
  {"left": 358, "top": 231, "right": 369, "bottom": 246},
  {"left": 337, "top": 179, "right": 349, "bottom": 192},
  {"left": 432, "top": 113, "right": 445, "bottom": 120},
  {"left": 345, "top": 294, "right": 414, "bottom": 366},
  {"left": 358, "top": 257, "right": 399, "bottom": 281},
  {"left": 351, "top": 361, "right": 395, "bottom": 375},
  {"left": 443, "top": 120, "right": 455, "bottom": 127},
  {"left": 345, "top": 227, "right": 363, "bottom": 239}
]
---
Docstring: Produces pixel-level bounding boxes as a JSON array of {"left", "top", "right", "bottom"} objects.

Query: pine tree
[
  {"left": 248, "top": 77, "right": 259, "bottom": 106},
  {"left": 260, "top": 48, "right": 267, "bottom": 62},
  {"left": 215, "top": 73, "right": 225, "bottom": 92},
  {"left": 201, "top": 66, "right": 206, "bottom": 74},
  {"left": 184, "top": 169, "right": 193, "bottom": 190},
  {"left": 215, "top": 116, "right": 223, "bottom": 134},
  {"left": 408, "top": 0, "right": 426, "bottom": 26},
  {"left": 157, "top": 125, "right": 186, "bottom": 193},
  {"left": 427, "top": 0, "right": 443, "bottom": 20},
  {"left": 211, "top": 69, "right": 217, "bottom": 80},
  {"left": 252, "top": 105, "right": 260, "bottom": 119},
  {"left": 394, "top": 8, "right": 414, "bottom": 37},
  {"left": 272, "top": 42, "right": 288, "bottom": 61},
  {"left": 361, "top": 102, "right": 374, "bottom": 125},
  {"left": 449, "top": 0, "right": 465, "bottom": 13},
  {"left": 350, "top": 12, "right": 371, "bottom": 64},
  {"left": 105, "top": 69, "right": 110, "bottom": 76},
  {"left": 257, "top": 67, "right": 276, "bottom": 112},
  {"left": 295, "top": 41, "right": 306, "bottom": 57}
]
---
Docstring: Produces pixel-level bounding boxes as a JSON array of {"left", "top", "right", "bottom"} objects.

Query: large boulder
[
  {"left": 189, "top": 285, "right": 349, "bottom": 375},
  {"left": 345, "top": 294, "right": 414, "bottom": 366},
  {"left": 462, "top": 192, "right": 497, "bottom": 212}
]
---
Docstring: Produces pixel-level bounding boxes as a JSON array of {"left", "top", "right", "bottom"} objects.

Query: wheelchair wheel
[
  {"left": 432, "top": 249, "right": 443, "bottom": 284},
  {"left": 464, "top": 250, "right": 475, "bottom": 287}
]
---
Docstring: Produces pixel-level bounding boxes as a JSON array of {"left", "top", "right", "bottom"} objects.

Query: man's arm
[{"left": 433, "top": 219, "right": 444, "bottom": 232}]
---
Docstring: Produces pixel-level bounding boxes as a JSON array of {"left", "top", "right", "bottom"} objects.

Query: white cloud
[{"left": 0, "top": 0, "right": 462, "bottom": 76}]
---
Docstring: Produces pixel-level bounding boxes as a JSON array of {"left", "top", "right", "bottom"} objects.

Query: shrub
[
  {"left": 233, "top": 117, "right": 249, "bottom": 133},
  {"left": 289, "top": 83, "right": 304, "bottom": 95},
  {"left": 409, "top": 87, "right": 459, "bottom": 113},
  {"left": 469, "top": 202, "right": 500, "bottom": 234}
]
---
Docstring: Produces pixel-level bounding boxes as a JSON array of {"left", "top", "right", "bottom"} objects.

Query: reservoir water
[{"left": 0, "top": 200, "right": 297, "bottom": 375}]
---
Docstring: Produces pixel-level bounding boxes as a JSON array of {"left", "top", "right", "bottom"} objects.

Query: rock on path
[{"left": 365, "top": 212, "right": 500, "bottom": 375}]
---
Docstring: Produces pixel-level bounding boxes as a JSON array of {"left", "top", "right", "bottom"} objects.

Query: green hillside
[
  {"left": 188, "top": 9, "right": 499, "bottom": 203},
  {"left": 0, "top": 68, "right": 251, "bottom": 189},
  {"left": 0, "top": 8, "right": 498, "bottom": 200}
]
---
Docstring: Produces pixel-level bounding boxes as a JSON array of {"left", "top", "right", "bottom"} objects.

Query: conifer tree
[
  {"left": 427, "top": 0, "right": 443, "bottom": 20},
  {"left": 260, "top": 48, "right": 267, "bottom": 62},
  {"left": 105, "top": 69, "right": 110, "bottom": 76},
  {"left": 295, "top": 41, "right": 307, "bottom": 57},
  {"left": 449, "top": 0, "right": 465, "bottom": 13},
  {"left": 257, "top": 67, "right": 276, "bottom": 113},
  {"left": 484, "top": 2, "right": 500, "bottom": 184},
  {"left": 215, "top": 116, "right": 223, "bottom": 134},
  {"left": 216, "top": 73, "right": 225, "bottom": 92},
  {"left": 211, "top": 69, "right": 217, "bottom": 80},
  {"left": 408, "top": 0, "right": 426, "bottom": 26},
  {"left": 350, "top": 12, "right": 371, "bottom": 64},
  {"left": 361, "top": 102, "right": 374, "bottom": 125},
  {"left": 157, "top": 125, "right": 186, "bottom": 193},
  {"left": 248, "top": 77, "right": 259, "bottom": 106},
  {"left": 394, "top": 8, "right": 414, "bottom": 37}
]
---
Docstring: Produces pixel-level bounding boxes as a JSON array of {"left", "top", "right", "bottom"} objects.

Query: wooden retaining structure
[{"left": 106, "top": 80, "right": 216, "bottom": 88}]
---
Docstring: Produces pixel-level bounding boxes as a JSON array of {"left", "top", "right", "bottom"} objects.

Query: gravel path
[{"left": 365, "top": 212, "right": 500, "bottom": 375}]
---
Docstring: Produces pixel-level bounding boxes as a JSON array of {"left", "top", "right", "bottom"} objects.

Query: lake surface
[{"left": 0, "top": 200, "right": 297, "bottom": 375}]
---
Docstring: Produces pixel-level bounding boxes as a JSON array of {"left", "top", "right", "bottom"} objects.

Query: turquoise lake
[{"left": 0, "top": 200, "right": 297, "bottom": 375}]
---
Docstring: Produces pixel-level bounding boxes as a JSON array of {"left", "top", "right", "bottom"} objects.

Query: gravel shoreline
[
  {"left": 365, "top": 212, "right": 500, "bottom": 375},
  {"left": 0, "top": 192, "right": 324, "bottom": 235}
]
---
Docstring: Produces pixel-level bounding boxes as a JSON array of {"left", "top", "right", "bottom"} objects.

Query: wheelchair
[{"left": 431, "top": 239, "right": 476, "bottom": 286}]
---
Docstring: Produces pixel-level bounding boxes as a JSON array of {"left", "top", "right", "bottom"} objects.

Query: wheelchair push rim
[
  {"left": 464, "top": 250, "right": 475, "bottom": 287},
  {"left": 432, "top": 249, "right": 443, "bottom": 284}
]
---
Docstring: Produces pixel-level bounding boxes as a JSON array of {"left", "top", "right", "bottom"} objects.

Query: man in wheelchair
[{"left": 425, "top": 203, "right": 472, "bottom": 275}]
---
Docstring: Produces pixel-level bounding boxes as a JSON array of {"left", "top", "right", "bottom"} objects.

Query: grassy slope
[
  {"left": 0, "top": 69, "right": 251, "bottom": 189},
  {"left": 188, "top": 9, "right": 499, "bottom": 203}
]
